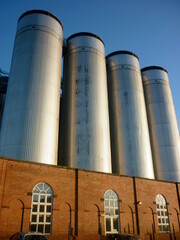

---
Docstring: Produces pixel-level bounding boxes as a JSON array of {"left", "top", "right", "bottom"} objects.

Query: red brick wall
[{"left": 0, "top": 158, "right": 180, "bottom": 240}]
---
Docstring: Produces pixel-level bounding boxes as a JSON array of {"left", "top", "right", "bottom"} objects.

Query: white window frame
[
  {"left": 156, "top": 194, "right": 170, "bottom": 232},
  {"left": 30, "top": 182, "right": 53, "bottom": 234},
  {"left": 104, "top": 189, "right": 120, "bottom": 234}
]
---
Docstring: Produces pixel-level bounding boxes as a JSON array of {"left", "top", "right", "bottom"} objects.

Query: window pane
[
  {"left": 39, "top": 214, "right": 44, "bottom": 222},
  {"left": 31, "top": 215, "right": 37, "bottom": 222},
  {"left": 47, "top": 195, "right": 52, "bottom": 203},
  {"left": 105, "top": 200, "right": 108, "bottom": 206},
  {"left": 38, "top": 224, "right": 44, "bottom": 233},
  {"left": 110, "top": 208, "right": 114, "bottom": 215},
  {"left": 106, "top": 218, "right": 111, "bottom": 232},
  {"left": 40, "top": 195, "right": 45, "bottom": 203},
  {"left": 166, "top": 218, "right": 169, "bottom": 223},
  {"left": 46, "top": 215, "right": 51, "bottom": 223},
  {"left": 33, "top": 188, "right": 39, "bottom": 193},
  {"left": 30, "top": 224, "right": 36, "bottom": 232},
  {"left": 32, "top": 205, "right": 37, "bottom": 212},
  {"left": 33, "top": 194, "right": 38, "bottom": 203},
  {"left": 40, "top": 205, "right": 45, "bottom": 212},
  {"left": 38, "top": 184, "right": 43, "bottom": 191},
  {"left": 115, "top": 209, "right": 119, "bottom": 215},
  {"left": 105, "top": 208, "right": 109, "bottom": 215},
  {"left": 110, "top": 200, "right": 113, "bottom": 206},
  {"left": 113, "top": 218, "right": 118, "bottom": 231},
  {"left": 159, "top": 225, "right": 162, "bottom": 231},
  {"left": 46, "top": 205, "right": 51, "bottom": 213},
  {"left": 115, "top": 201, "right": 118, "bottom": 207},
  {"left": 45, "top": 224, "right": 51, "bottom": 233}
]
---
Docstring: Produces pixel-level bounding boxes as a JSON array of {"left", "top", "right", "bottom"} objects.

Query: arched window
[
  {"left": 30, "top": 183, "right": 53, "bottom": 234},
  {"left": 156, "top": 194, "right": 170, "bottom": 232},
  {"left": 104, "top": 189, "right": 120, "bottom": 234}
]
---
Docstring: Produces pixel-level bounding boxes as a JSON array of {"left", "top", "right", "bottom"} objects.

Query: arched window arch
[
  {"left": 104, "top": 189, "right": 120, "bottom": 234},
  {"left": 156, "top": 194, "right": 170, "bottom": 232},
  {"left": 30, "top": 183, "right": 53, "bottom": 234}
]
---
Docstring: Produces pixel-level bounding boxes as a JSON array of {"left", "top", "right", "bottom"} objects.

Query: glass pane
[
  {"left": 47, "top": 195, "right": 52, "bottom": 203},
  {"left": 32, "top": 205, "right": 37, "bottom": 212},
  {"left": 157, "top": 211, "right": 160, "bottom": 216},
  {"left": 38, "top": 224, "right": 44, "bottom": 233},
  {"left": 113, "top": 218, "right": 118, "bottom": 231},
  {"left": 165, "top": 211, "right": 168, "bottom": 216},
  {"left": 33, "top": 194, "right": 38, "bottom": 203},
  {"left": 157, "top": 204, "right": 159, "bottom": 209},
  {"left": 158, "top": 218, "right": 161, "bottom": 223},
  {"left": 47, "top": 188, "right": 52, "bottom": 194},
  {"left": 30, "top": 224, "right": 36, "bottom": 232},
  {"left": 110, "top": 200, "right": 113, "bottom": 207},
  {"left": 115, "top": 201, "right": 118, "bottom": 207},
  {"left": 45, "top": 224, "right": 51, "bottom": 233},
  {"left": 39, "top": 214, "right": 44, "bottom": 222},
  {"left": 161, "top": 211, "right": 164, "bottom": 216},
  {"left": 105, "top": 208, "right": 109, "bottom": 215},
  {"left": 162, "top": 219, "right": 165, "bottom": 223},
  {"left": 33, "top": 187, "right": 39, "bottom": 193},
  {"left": 165, "top": 225, "right": 170, "bottom": 231},
  {"left": 160, "top": 205, "right": 163, "bottom": 209},
  {"left": 110, "top": 208, "right": 114, "bottom": 215},
  {"left": 40, "top": 205, "right": 45, "bottom": 212},
  {"left": 38, "top": 183, "right": 43, "bottom": 191},
  {"left": 105, "top": 200, "right": 108, "bottom": 206},
  {"left": 159, "top": 225, "right": 162, "bottom": 231},
  {"left": 115, "top": 209, "right": 119, "bottom": 215},
  {"left": 44, "top": 183, "right": 49, "bottom": 191},
  {"left": 31, "top": 215, "right": 37, "bottom": 222},
  {"left": 47, "top": 205, "right": 51, "bottom": 213},
  {"left": 40, "top": 195, "right": 45, "bottom": 203},
  {"left": 106, "top": 218, "right": 111, "bottom": 232},
  {"left": 166, "top": 218, "right": 169, "bottom": 223},
  {"left": 46, "top": 215, "right": 51, "bottom": 223}
]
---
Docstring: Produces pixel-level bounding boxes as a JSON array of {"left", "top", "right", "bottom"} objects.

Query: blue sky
[{"left": 0, "top": 0, "right": 180, "bottom": 129}]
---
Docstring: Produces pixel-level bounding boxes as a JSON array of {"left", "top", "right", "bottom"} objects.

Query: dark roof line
[{"left": 18, "top": 10, "right": 63, "bottom": 28}]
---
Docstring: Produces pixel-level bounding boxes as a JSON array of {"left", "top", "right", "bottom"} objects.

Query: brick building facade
[{"left": 0, "top": 158, "right": 180, "bottom": 240}]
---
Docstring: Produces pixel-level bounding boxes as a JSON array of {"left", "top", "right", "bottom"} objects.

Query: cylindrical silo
[
  {"left": 59, "top": 32, "right": 112, "bottom": 173},
  {"left": 0, "top": 10, "right": 63, "bottom": 165},
  {"left": 0, "top": 74, "right": 8, "bottom": 129},
  {"left": 142, "top": 66, "right": 180, "bottom": 182},
  {"left": 106, "top": 51, "right": 154, "bottom": 178}
]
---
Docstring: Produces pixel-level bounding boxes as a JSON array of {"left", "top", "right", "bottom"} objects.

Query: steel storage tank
[
  {"left": 106, "top": 51, "right": 154, "bottom": 178},
  {"left": 0, "top": 10, "right": 63, "bottom": 164},
  {"left": 142, "top": 66, "right": 180, "bottom": 182},
  {"left": 59, "top": 32, "right": 112, "bottom": 173},
  {"left": 0, "top": 75, "right": 8, "bottom": 129}
]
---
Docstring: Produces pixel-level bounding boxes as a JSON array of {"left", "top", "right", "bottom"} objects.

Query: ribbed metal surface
[
  {"left": 0, "top": 76, "right": 8, "bottom": 129},
  {"left": 59, "top": 32, "right": 112, "bottom": 173},
  {"left": 0, "top": 10, "right": 63, "bottom": 164},
  {"left": 142, "top": 67, "right": 180, "bottom": 182},
  {"left": 107, "top": 51, "right": 154, "bottom": 178}
]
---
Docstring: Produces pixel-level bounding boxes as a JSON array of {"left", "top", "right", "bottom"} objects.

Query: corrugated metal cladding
[
  {"left": 106, "top": 51, "right": 154, "bottom": 179},
  {"left": 1, "top": 10, "right": 180, "bottom": 182},
  {"left": 142, "top": 67, "right": 180, "bottom": 182},
  {"left": 0, "top": 76, "right": 8, "bottom": 129},
  {"left": 0, "top": 10, "right": 63, "bottom": 165},
  {"left": 59, "top": 32, "right": 112, "bottom": 173}
]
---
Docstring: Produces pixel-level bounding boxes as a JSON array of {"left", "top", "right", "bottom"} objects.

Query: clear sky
[{"left": 0, "top": 0, "right": 180, "bottom": 129}]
